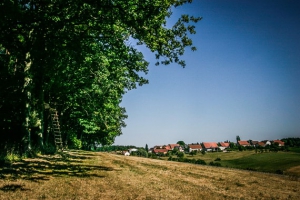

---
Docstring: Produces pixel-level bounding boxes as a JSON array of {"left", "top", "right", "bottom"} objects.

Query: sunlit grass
[{"left": 0, "top": 151, "right": 299, "bottom": 199}]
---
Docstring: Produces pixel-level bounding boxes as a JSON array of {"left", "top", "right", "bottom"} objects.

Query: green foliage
[
  {"left": 151, "top": 153, "right": 158, "bottom": 159},
  {"left": 289, "top": 147, "right": 300, "bottom": 153},
  {"left": 97, "top": 145, "right": 137, "bottom": 152},
  {"left": 238, "top": 146, "right": 246, "bottom": 151},
  {"left": 236, "top": 135, "right": 241, "bottom": 142},
  {"left": 137, "top": 148, "right": 148, "bottom": 158},
  {"left": 177, "top": 152, "right": 185, "bottom": 158},
  {"left": 0, "top": 0, "right": 201, "bottom": 154},
  {"left": 222, "top": 152, "right": 300, "bottom": 174},
  {"left": 43, "top": 144, "right": 57, "bottom": 155},
  {"left": 189, "top": 150, "right": 197, "bottom": 156},
  {"left": 281, "top": 138, "right": 300, "bottom": 147},
  {"left": 209, "top": 161, "right": 221, "bottom": 167},
  {"left": 70, "top": 136, "right": 82, "bottom": 150},
  {"left": 214, "top": 157, "right": 221, "bottom": 161},
  {"left": 177, "top": 141, "right": 185, "bottom": 146},
  {"left": 195, "top": 159, "right": 206, "bottom": 165}
]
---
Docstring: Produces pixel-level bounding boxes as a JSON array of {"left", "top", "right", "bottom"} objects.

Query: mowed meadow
[{"left": 0, "top": 151, "right": 299, "bottom": 200}]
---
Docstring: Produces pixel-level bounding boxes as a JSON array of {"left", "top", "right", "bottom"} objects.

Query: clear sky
[{"left": 114, "top": 0, "right": 300, "bottom": 148}]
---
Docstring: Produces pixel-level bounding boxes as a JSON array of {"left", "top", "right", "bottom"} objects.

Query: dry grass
[{"left": 0, "top": 150, "right": 299, "bottom": 200}]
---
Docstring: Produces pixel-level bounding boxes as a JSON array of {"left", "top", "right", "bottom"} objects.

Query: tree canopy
[{"left": 0, "top": 0, "right": 201, "bottom": 155}]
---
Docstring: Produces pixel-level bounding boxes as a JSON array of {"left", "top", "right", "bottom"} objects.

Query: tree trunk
[{"left": 23, "top": 51, "right": 32, "bottom": 151}]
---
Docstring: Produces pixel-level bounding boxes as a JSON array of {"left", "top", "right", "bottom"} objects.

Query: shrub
[
  {"left": 137, "top": 148, "right": 148, "bottom": 158},
  {"left": 195, "top": 159, "right": 206, "bottom": 165},
  {"left": 214, "top": 157, "right": 221, "bottom": 161},
  {"left": 171, "top": 157, "right": 178, "bottom": 161},
  {"left": 43, "top": 144, "right": 56, "bottom": 155},
  {"left": 209, "top": 161, "right": 221, "bottom": 167},
  {"left": 151, "top": 153, "right": 157, "bottom": 159},
  {"left": 275, "top": 169, "right": 283, "bottom": 174},
  {"left": 177, "top": 152, "right": 185, "bottom": 158}
]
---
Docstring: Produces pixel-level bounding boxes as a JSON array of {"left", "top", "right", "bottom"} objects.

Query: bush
[
  {"left": 209, "top": 161, "right": 221, "bottom": 167},
  {"left": 214, "top": 157, "right": 221, "bottom": 161},
  {"left": 151, "top": 153, "right": 157, "bottom": 159},
  {"left": 137, "top": 148, "right": 148, "bottom": 158},
  {"left": 195, "top": 159, "right": 206, "bottom": 165},
  {"left": 172, "top": 157, "right": 178, "bottom": 161},
  {"left": 43, "top": 144, "right": 56, "bottom": 155},
  {"left": 177, "top": 152, "right": 185, "bottom": 158},
  {"left": 275, "top": 169, "right": 283, "bottom": 174}
]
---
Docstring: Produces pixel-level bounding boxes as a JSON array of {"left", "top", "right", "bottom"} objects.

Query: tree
[
  {"left": 145, "top": 144, "right": 149, "bottom": 152},
  {"left": 177, "top": 141, "right": 186, "bottom": 146},
  {"left": 236, "top": 135, "right": 241, "bottom": 143},
  {"left": 137, "top": 148, "right": 148, "bottom": 158},
  {"left": 0, "top": 0, "right": 201, "bottom": 155},
  {"left": 189, "top": 150, "right": 197, "bottom": 156},
  {"left": 177, "top": 151, "right": 185, "bottom": 158}
]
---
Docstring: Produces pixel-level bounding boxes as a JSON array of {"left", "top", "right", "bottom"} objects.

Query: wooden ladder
[{"left": 51, "top": 109, "right": 63, "bottom": 150}]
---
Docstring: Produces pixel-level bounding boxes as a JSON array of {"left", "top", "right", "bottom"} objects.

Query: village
[{"left": 122, "top": 139, "right": 286, "bottom": 156}]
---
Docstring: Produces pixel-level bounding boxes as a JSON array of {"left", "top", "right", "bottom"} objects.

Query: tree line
[{"left": 0, "top": 0, "right": 201, "bottom": 157}]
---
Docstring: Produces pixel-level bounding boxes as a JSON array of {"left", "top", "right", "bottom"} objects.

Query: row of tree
[{"left": 0, "top": 0, "right": 201, "bottom": 156}]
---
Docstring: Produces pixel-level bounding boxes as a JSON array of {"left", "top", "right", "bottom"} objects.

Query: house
[
  {"left": 257, "top": 142, "right": 266, "bottom": 147},
  {"left": 124, "top": 151, "right": 130, "bottom": 156},
  {"left": 153, "top": 145, "right": 165, "bottom": 149},
  {"left": 148, "top": 148, "right": 154, "bottom": 153},
  {"left": 238, "top": 140, "right": 250, "bottom": 147},
  {"left": 168, "top": 144, "right": 180, "bottom": 150},
  {"left": 129, "top": 148, "right": 138, "bottom": 154},
  {"left": 262, "top": 140, "right": 271, "bottom": 146},
  {"left": 188, "top": 144, "right": 202, "bottom": 152},
  {"left": 251, "top": 141, "right": 259, "bottom": 146},
  {"left": 168, "top": 144, "right": 184, "bottom": 152},
  {"left": 152, "top": 148, "right": 168, "bottom": 155},
  {"left": 219, "top": 142, "right": 230, "bottom": 151},
  {"left": 273, "top": 140, "right": 285, "bottom": 146},
  {"left": 202, "top": 142, "right": 219, "bottom": 152}
]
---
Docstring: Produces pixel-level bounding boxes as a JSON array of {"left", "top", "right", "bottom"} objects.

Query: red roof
[
  {"left": 165, "top": 146, "right": 171, "bottom": 150},
  {"left": 238, "top": 141, "right": 250, "bottom": 146},
  {"left": 220, "top": 142, "right": 230, "bottom": 147},
  {"left": 257, "top": 142, "right": 265, "bottom": 146},
  {"left": 169, "top": 144, "right": 180, "bottom": 149},
  {"left": 273, "top": 140, "right": 285, "bottom": 146},
  {"left": 188, "top": 144, "right": 202, "bottom": 149},
  {"left": 202, "top": 142, "right": 219, "bottom": 148}
]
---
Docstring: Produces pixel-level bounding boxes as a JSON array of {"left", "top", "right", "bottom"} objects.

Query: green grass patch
[
  {"left": 289, "top": 147, "right": 300, "bottom": 153},
  {"left": 221, "top": 152, "right": 300, "bottom": 173},
  {"left": 161, "top": 151, "right": 300, "bottom": 175}
]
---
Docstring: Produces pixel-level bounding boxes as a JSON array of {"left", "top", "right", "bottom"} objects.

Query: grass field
[
  {"left": 0, "top": 150, "right": 299, "bottom": 200},
  {"left": 171, "top": 151, "right": 300, "bottom": 176}
]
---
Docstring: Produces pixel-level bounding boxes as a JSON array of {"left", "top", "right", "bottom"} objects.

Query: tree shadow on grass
[
  {"left": 0, "top": 184, "right": 30, "bottom": 192},
  {"left": 0, "top": 152, "right": 114, "bottom": 182}
]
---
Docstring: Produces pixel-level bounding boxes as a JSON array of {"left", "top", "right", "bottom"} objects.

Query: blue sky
[{"left": 114, "top": 0, "right": 300, "bottom": 147}]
